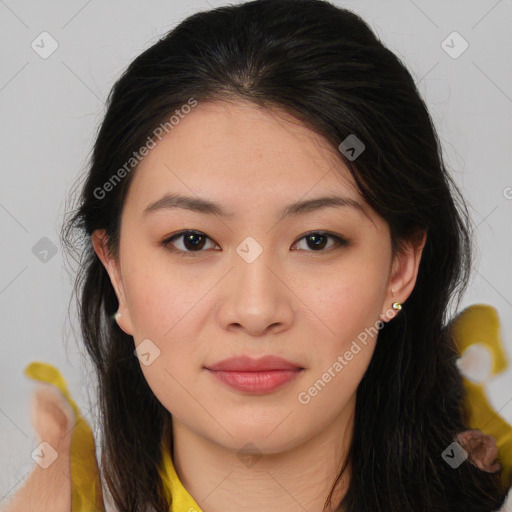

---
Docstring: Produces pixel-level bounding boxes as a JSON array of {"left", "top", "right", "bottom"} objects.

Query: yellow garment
[
  {"left": 450, "top": 304, "right": 512, "bottom": 490},
  {"left": 158, "top": 426, "right": 203, "bottom": 512},
  {"left": 21, "top": 303, "right": 512, "bottom": 510}
]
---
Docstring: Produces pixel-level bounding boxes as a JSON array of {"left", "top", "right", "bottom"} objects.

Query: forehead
[{"left": 124, "top": 100, "right": 369, "bottom": 219}]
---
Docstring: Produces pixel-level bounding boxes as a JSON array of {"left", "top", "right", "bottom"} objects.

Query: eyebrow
[{"left": 142, "top": 193, "right": 366, "bottom": 221}]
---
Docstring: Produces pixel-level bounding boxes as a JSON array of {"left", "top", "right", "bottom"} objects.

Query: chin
[{"left": 209, "top": 420, "right": 307, "bottom": 455}]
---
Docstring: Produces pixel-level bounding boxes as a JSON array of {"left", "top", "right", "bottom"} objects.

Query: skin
[{"left": 92, "top": 100, "right": 426, "bottom": 512}]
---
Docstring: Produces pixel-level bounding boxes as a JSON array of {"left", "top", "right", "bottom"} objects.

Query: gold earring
[{"left": 392, "top": 302, "right": 402, "bottom": 311}]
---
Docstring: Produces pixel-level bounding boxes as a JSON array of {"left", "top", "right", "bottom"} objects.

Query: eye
[
  {"left": 161, "top": 230, "right": 349, "bottom": 256},
  {"left": 161, "top": 230, "right": 219, "bottom": 256},
  {"left": 292, "top": 231, "right": 349, "bottom": 253}
]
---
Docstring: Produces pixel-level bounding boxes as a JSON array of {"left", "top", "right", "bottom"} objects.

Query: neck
[{"left": 170, "top": 397, "right": 354, "bottom": 512}]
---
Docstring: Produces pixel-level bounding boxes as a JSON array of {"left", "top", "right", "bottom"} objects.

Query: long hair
[{"left": 60, "top": 0, "right": 508, "bottom": 510}]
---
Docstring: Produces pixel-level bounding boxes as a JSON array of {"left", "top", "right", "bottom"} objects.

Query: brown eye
[
  {"left": 162, "top": 230, "right": 217, "bottom": 255},
  {"left": 293, "top": 231, "right": 349, "bottom": 252}
]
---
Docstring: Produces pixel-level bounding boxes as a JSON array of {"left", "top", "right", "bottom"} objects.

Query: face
[{"left": 93, "top": 100, "right": 424, "bottom": 454}]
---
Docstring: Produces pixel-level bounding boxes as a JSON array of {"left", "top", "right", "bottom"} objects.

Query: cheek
[
  {"left": 118, "top": 267, "right": 202, "bottom": 422},
  {"left": 122, "top": 250, "right": 204, "bottom": 341},
  {"left": 296, "top": 255, "right": 386, "bottom": 394},
  {"left": 120, "top": 252, "right": 207, "bottom": 393},
  {"left": 291, "top": 267, "right": 383, "bottom": 429},
  {"left": 300, "top": 254, "right": 387, "bottom": 339}
]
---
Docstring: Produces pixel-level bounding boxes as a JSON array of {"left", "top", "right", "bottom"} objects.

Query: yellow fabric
[
  {"left": 450, "top": 304, "right": 512, "bottom": 490},
  {"left": 157, "top": 428, "right": 203, "bottom": 512},
  {"left": 21, "top": 303, "right": 512, "bottom": 510}
]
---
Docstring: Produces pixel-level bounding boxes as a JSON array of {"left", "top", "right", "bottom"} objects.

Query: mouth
[
  {"left": 205, "top": 354, "right": 304, "bottom": 372},
  {"left": 204, "top": 355, "right": 305, "bottom": 394},
  {"left": 206, "top": 368, "right": 304, "bottom": 394}
]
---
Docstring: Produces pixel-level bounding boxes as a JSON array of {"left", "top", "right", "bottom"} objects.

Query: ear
[
  {"left": 381, "top": 229, "right": 427, "bottom": 322},
  {"left": 91, "top": 229, "right": 134, "bottom": 335}
]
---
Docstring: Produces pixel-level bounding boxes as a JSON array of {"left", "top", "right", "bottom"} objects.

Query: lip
[
  {"left": 204, "top": 355, "right": 305, "bottom": 394},
  {"left": 206, "top": 355, "right": 304, "bottom": 372}
]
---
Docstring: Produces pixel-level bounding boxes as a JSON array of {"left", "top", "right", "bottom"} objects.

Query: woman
[{"left": 5, "top": 0, "right": 510, "bottom": 510}]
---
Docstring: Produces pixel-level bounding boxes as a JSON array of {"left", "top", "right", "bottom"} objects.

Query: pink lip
[
  {"left": 206, "top": 355, "right": 304, "bottom": 372},
  {"left": 205, "top": 355, "right": 305, "bottom": 394}
]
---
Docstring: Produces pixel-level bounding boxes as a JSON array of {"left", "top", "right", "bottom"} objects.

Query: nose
[{"left": 216, "top": 245, "right": 295, "bottom": 337}]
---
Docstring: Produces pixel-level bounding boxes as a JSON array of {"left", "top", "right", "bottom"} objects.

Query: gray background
[{"left": 1, "top": 0, "right": 511, "bottom": 502}]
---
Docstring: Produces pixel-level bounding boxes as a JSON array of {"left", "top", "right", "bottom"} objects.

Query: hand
[{"left": 3, "top": 383, "right": 75, "bottom": 512}]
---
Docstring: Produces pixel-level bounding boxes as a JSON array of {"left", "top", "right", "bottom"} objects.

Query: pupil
[
  {"left": 309, "top": 234, "right": 326, "bottom": 250},
  {"left": 185, "top": 233, "right": 205, "bottom": 251}
]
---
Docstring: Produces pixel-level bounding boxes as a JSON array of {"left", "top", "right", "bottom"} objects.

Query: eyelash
[{"left": 160, "top": 230, "right": 349, "bottom": 257}]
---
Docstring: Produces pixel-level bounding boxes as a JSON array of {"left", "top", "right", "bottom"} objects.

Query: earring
[
  {"left": 380, "top": 301, "right": 403, "bottom": 324},
  {"left": 114, "top": 310, "right": 121, "bottom": 324}
]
